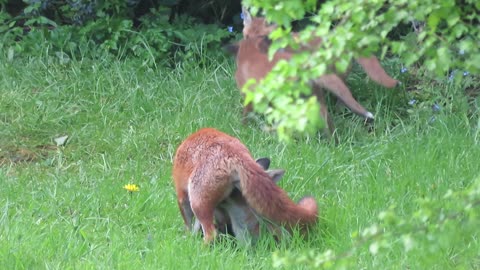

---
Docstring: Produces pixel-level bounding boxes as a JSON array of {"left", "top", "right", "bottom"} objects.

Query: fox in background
[
  {"left": 172, "top": 128, "right": 318, "bottom": 244},
  {"left": 226, "top": 7, "right": 399, "bottom": 137}
]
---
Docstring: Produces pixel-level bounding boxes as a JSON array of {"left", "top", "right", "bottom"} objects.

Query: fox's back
[
  {"left": 235, "top": 37, "right": 292, "bottom": 88},
  {"left": 173, "top": 128, "right": 253, "bottom": 188}
]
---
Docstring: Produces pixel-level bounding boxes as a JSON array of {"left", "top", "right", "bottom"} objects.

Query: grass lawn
[{"left": 1, "top": 54, "right": 479, "bottom": 269}]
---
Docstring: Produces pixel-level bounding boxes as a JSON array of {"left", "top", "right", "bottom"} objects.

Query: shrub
[
  {"left": 242, "top": 0, "right": 479, "bottom": 140},
  {"left": 272, "top": 175, "right": 480, "bottom": 269},
  {"left": 0, "top": 0, "right": 234, "bottom": 66}
]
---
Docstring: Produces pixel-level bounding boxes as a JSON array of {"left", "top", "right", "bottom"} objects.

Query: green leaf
[
  {"left": 427, "top": 12, "right": 440, "bottom": 30},
  {"left": 436, "top": 46, "right": 451, "bottom": 72},
  {"left": 335, "top": 57, "right": 350, "bottom": 74}
]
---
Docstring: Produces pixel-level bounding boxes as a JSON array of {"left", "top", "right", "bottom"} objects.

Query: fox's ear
[
  {"left": 255, "top": 157, "right": 271, "bottom": 170},
  {"left": 223, "top": 43, "right": 239, "bottom": 56},
  {"left": 242, "top": 7, "right": 252, "bottom": 26},
  {"left": 266, "top": 169, "right": 285, "bottom": 183}
]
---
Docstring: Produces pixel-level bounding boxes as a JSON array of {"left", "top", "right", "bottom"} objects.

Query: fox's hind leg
[
  {"left": 176, "top": 190, "right": 195, "bottom": 232},
  {"left": 188, "top": 165, "right": 233, "bottom": 243},
  {"left": 192, "top": 209, "right": 231, "bottom": 235},
  {"left": 190, "top": 199, "right": 217, "bottom": 243},
  {"left": 313, "top": 74, "right": 373, "bottom": 120}
]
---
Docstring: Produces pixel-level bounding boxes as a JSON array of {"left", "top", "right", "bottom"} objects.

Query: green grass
[{"left": 1, "top": 54, "right": 479, "bottom": 269}]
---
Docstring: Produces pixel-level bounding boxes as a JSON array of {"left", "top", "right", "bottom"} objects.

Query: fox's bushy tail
[{"left": 237, "top": 159, "right": 318, "bottom": 231}]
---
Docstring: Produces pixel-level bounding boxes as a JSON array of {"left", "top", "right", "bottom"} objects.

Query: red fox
[
  {"left": 172, "top": 128, "right": 318, "bottom": 243},
  {"left": 228, "top": 8, "right": 398, "bottom": 135},
  {"left": 191, "top": 157, "right": 287, "bottom": 243}
]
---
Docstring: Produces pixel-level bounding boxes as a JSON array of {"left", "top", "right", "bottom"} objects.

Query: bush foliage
[
  {"left": 0, "top": 0, "right": 238, "bottom": 65},
  {"left": 272, "top": 175, "right": 480, "bottom": 269},
  {"left": 243, "top": 0, "right": 479, "bottom": 140}
]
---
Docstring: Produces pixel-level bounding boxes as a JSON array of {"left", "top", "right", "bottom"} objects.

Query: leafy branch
[{"left": 273, "top": 176, "right": 480, "bottom": 269}]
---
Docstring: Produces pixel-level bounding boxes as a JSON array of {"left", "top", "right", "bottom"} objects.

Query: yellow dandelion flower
[{"left": 123, "top": 184, "right": 140, "bottom": 192}]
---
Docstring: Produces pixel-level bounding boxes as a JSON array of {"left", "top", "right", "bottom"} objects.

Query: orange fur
[
  {"left": 172, "top": 128, "right": 318, "bottom": 243},
  {"left": 191, "top": 157, "right": 283, "bottom": 242}
]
